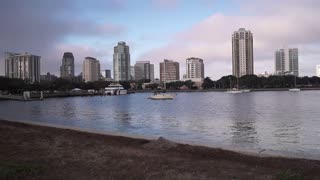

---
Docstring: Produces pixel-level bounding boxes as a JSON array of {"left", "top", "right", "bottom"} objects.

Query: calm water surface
[{"left": 0, "top": 91, "right": 319, "bottom": 159}]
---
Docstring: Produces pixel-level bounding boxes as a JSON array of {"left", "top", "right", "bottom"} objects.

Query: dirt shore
[{"left": 0, "top": 120, "right": 319, "bottom": 179}]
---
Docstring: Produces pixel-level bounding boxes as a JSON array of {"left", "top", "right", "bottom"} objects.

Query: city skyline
[{"left": 0, "top": 0, "right": 319, "bottom": 79}]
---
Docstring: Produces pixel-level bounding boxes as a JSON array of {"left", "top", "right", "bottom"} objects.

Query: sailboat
[
  {"left": 148, "top": 62, "right": 175, "bottom": 100},
  {"left": 289, "top": 74, "right": 300, "bottom": 92},
  {"left": 227, "top": 77, "right": 243, "bottom": 94}
]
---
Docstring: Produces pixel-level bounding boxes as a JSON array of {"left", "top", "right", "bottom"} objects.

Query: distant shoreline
[
  {"left": 133, "top": 87, "right": 320, "bottom": 93},
  {"left": 1, "top": 119, "right": 320, "bottom": 179},
  {"left": 1, "top": 87, "right": 320, "bottom": 101}
]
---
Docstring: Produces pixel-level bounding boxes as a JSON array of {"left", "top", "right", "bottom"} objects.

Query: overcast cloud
[{"left": 0, "top": 0, "right": 319, "bottom": 79}]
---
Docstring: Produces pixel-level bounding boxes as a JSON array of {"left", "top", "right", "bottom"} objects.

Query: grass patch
[
  {"left": 0, "top": 162, "right": 39, "bottom": 179},
  {"left": 277, "top": 170, "right": 303, "bottom": 180}
]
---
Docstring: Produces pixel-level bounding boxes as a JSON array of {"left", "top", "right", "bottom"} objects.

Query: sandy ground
[{"left": 0, "top": 120, "right": 320, "bottom": 180}]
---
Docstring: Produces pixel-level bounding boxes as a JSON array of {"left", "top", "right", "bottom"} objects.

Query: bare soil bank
[{"left": 0, "top": 120, "right": 319, "bottom": 180}]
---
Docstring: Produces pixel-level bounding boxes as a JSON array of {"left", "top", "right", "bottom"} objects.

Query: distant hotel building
[
  {"left": 113, "top": 41, "right": 130, "bottom": 81},
  {"left": 60, "top": 52, "right": 75, "bottom": 79},
  {"left": 82, "top": 57, "right": 100, "bottom": 82},
  {"left": 275, "top": 48, "right": 299, "bottom": 76},
  {"left": 5, "top": 52, "right": 41, "bottom": 83},
  {"left": 40, "top": 72, "right": 57, "bottom": 82},
  {"left": 160, "top": 59, "right": 179, "bottom": 82},
  {"left": 316, "top": 65, "right": 320, "bottom": 77},
  {"left": 134, "top": 61, "right": 154, "bottom": 82},
  {"left": 232, "top": 28, "right": 254, "bottom": 77},
  {"left": 185, "top": 57, "right": 204, "bottom": 82}
]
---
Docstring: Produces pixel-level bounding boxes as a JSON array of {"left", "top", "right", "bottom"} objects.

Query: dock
[{"left": 0, "top": 95, "right": 43, "bottom": 101}]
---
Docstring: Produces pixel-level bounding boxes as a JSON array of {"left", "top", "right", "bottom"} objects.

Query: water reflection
[
  {"left": 271, "top": 92, "right": 302, "bottom": 146},
  {"left": 113, "top": 96, "right": 133, "bottom": 130},
  {"left": 229, "top": 93, "right": 259, "bottom": 146}
]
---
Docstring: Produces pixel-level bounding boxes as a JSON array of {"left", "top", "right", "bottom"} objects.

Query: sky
[{"left": 0, "top": 0, "right": 320, "bottom": 80}]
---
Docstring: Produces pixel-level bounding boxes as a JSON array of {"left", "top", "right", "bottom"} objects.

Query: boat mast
[
  {"left": 294, "top": 73, "right": 297, "bottom": 88},
  {"left": 164, "top": 61, "right": 166, "bottom": 90},
  {"left": 237, "top": 77, "right": 239, "bottom": 89}
]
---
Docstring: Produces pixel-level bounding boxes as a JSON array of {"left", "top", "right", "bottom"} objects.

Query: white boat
[
  {"left": 105, "top": 84, "right": 127, "bottom": 95},
  {"left": 289, "top": 88, "right": 301, "bottom": 92},
  {"left": 226, "top": 77, "right": 243, "bottom": 94},
  {"left": 227, "top": 88, "right": 243, "bottom": 94},
  {"left": 242, "top": 89, "right": 251, "bottom": 93},
  {"left": 149, "top": 61, "right": 175, "bottom": 100},
  {"left": 148, "top": 92, "right": 175, "bottom": 100}
]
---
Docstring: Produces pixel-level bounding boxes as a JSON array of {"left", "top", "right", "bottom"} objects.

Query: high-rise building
[
  {"left": 160, "top": 59, "right": 179, "bottom": 82},
  {"left": 113, "top": 41, "right": 130, "bottom": 81},
  {"left": 134, "top": 61, "right": 155, "bottom": 82},
  {"left": 100, "top": 69, "right": 111, "bottom": 79},
  {"left": 232, "top": 28, "right": 254, "bottom": 77},
  {"left": 5, "top": 52, "right": 41, "bottom": 83},
  {"left": 275, "top": 48, "right": 299, "bottom": 76},
  {"left": 150, "top": 64, "right": 154, "bottom": 82},
  {"left": 130, "top": 66, "right": 135, "bottom": 80},
  {"left": 316, "top": 65, "right": 320, "bottom": 77},
  {"left": 82, "top": 57, "right": 100, "bottom": 82},
  {"left": 185, "top": 57, "right": 204, "bottom": 82},
  {"left": 60, "top": 52, "right": 75, "bottom": 79}
]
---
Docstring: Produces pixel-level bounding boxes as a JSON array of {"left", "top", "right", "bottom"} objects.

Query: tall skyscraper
[
  {"left": 82, "top": 57, "right": 100, "bottom": 82},
  {"left": 160, "top": 59, "right": 179, "bottom": 82},
  {"left": 232, "top": 28, "right": 254, "bottom": 77},
  {"left": 5, "top": 52, "right": 41, "bottom": 83},
  {"left": 113, "top": 41, "right": 130, "bottom": 81},
  {"left": 134, "top": 61, "right": 155, "bottom": 82},
  {"left": 130, "top": 66, "right": 135, "bottom": 80},
  {"left": 275, "top": 48, "right": 299, "bottom": 76},
  {"left": 60, "top": 52, "right": 75, "bottom": 79},
  {"left": 150, "top": 64, "right": 154, "bottom": 82},
  {"left": 316, "top": 65, "right": 320, "bottom": 77},
  {"left": 185, "top": 57, "right": 204, "bottom": 81}
]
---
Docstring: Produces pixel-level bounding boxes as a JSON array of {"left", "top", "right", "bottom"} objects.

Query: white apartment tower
[
  {"left": 186, "top": 57, "right": 204, "bottom": 82},
  {"left": 113, "top": 41, "right": 130, "bottom": 81},
  {"left": 275, "top": 48, "right": 299, "bottom": 76},
  {"left": 5, "top": 52, "right": 41, "bottom": 83},
  {"left": 82, "top": 57, "right": 100, "bottom": 82},
  {"left": 232, "top": 28, "right": 254, "bottom": 77},
  {"left": 134, "top": 61, "right": 155, "bottom": 82}
]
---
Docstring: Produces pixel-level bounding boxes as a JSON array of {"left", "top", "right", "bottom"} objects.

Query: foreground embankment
[{"left": 0, "top": 120, "right": 319, "bottom": 179}]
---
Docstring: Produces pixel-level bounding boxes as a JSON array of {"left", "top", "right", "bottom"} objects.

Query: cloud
[
  {"left": 138, "top": 1, "right": 320, "bottom": 79},
  {"left": 0, "top": 0, "right": 125, "bottom": 76}
]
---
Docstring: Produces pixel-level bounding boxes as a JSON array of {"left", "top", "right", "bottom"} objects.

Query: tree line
[
  {"left": 1, "top": 75, "right": 320, "bottom": 94},
  {"left": 0, "top": 77, "right": 153, "bottom": 94},
  {"left": 202, "top": 75, "right": 320, "bottom": 89}
]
